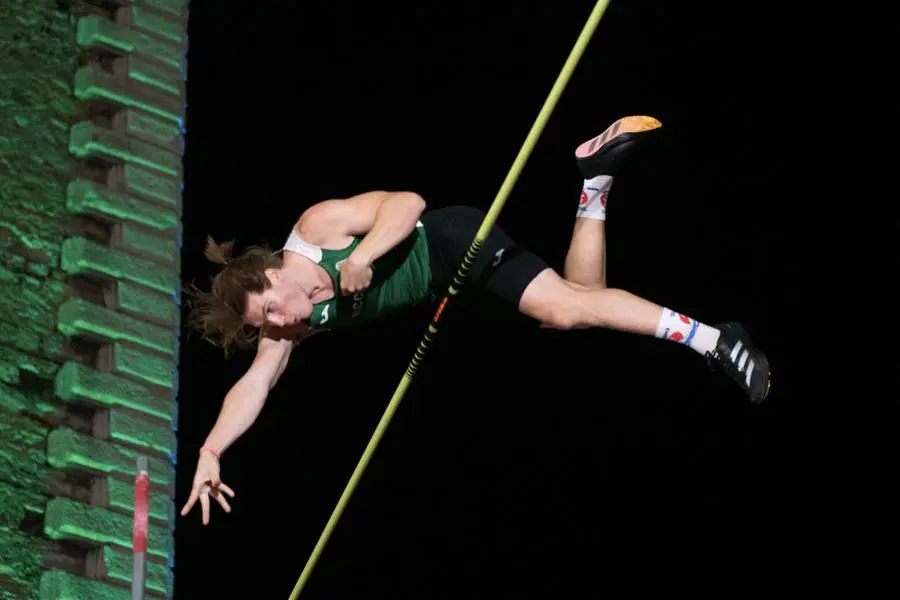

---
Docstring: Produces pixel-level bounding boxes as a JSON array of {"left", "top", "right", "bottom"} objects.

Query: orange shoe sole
[{"left": 575, "top": 115, "right": 662, "bottom": 159}]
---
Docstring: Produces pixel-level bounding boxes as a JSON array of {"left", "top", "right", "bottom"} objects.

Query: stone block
[
  {"left": 118, "top": 108, "right": 184, "bottom": 154},
  {"left": 0, "top": 414, "right": 53, "bottom": 516},
  {"left": 0, "top": 277, "right": 58, "bottom": 336},
  {"left": 108, "top": 408, "right": 175, "bottom": 457},
  {"left": 46, "top": 427, "right": 175, "bottom": 486},
  {"left": 44, "top": 497, "right": 172, "bottom": 559},
  {"left": 100, "top": 544, "right": 172, "bottom": 597},
  {"left": 112, "top": 222, "right": 179, "bottom": 266},
  {"left": 0, "top": 379, "right": 64, "bottom": 422},
  {"left": 105, "top": 476, "right": 172, "bottom": 525},
  {"left": 69, "top": 121, "right": 181, "bottom": 177},
  {"left": 40, "top": 566, "right": 129, "bottom": 600},
  {"left": 136, "top": 0, "right": 189, "bottom": 18},
  {"left": 0, "top": 317, "right": 42, "bottom": 353},
  {"left": 57, "top": 297, "right": 177, "bottom": 356},
  {"left": 60, "top": 236, "right": 178, "bottom": 296},
  {"left": 123, "top": 0, "right": 188, "bottom": 45},
  {"left": 114, "top": 164, "right": 182, "bottom": 211},
  {"left": 121, "top": 54, "right": 185, "bottom": 98},
  {"left": 76, "top": 16, "right": 185, "bottom": 73},
  {"left": 0, "top": 345, "right": 60, "bottom": 381},
  {"left": 66, "top": 179, "right": 179, "bottom": 233},
  {"left": 0, "top": 524, "right": 42, "bottom": 599},
  {"left": 55, "top": 361, "right": 174, "bottom": 422},
  {"left": 110, "top": 280, "right": 179, "bottom": 327},
  {"left": 104, "top": 343, "right": 177, "bottom": 391},
  {"left": 74, "top": 64, "right": 183, "bottom": 124},
  {"left": 0, "top": 480, "right": 45, "bottom": 526}
]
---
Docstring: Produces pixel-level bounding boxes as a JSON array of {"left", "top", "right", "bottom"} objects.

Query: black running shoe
[
  {"left": 575, "top": 115, "right": 663, "bottom": 179},
  {"left": 708, "top": 322, "right": 771, "bottom": 403}
]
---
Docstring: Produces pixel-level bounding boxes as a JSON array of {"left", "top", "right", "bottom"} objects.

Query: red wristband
[{"left": 199, "top": 445, "right": 220, "bottom": 459}]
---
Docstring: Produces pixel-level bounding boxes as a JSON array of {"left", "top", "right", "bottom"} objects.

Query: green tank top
[{"left": 285, "top": 224, "right": 433, "bottom": 330}]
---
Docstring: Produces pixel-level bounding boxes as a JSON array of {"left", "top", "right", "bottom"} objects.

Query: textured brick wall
[{"left": 0, "top": 1, "right": 188, "bottom": 598}]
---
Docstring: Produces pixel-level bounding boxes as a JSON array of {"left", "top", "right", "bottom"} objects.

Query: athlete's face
[{"left": 244, "top": 268, "right": 313, "bottom": 329}]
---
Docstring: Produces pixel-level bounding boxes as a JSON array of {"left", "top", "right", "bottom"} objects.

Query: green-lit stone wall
[{"left": 0, "top": 1, "right": 188, "bottom": 598}]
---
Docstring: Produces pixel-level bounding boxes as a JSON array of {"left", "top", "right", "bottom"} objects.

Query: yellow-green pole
[{"left": 288, "top": 2, "right": 613, "bottom": 597}]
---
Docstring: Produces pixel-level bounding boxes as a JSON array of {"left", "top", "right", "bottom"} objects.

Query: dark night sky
[{"left": 173, "top": 1, "right": 833, "bottom": 598}]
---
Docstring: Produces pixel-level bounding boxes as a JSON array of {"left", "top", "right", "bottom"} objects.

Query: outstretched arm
[
  {"left": 298, "top": 190, "right": 426, "bottom": 266},
  {"left": 201, "top": 332, "right": 294, "bottom": 456},
  {"left": 181, "top": 328, "right": 314, "bottom": 524}
]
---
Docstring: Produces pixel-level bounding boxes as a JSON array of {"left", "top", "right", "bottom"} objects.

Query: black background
[{"left": 174, "top": 1, "right": 832, "bottom": 597}]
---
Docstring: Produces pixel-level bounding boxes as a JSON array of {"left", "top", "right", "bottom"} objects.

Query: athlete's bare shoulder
[
  {"left": 296, "top": 191, "right": 396, "bottom": 246},
  {"left": 294, "top": 198, "right": 346, "bottom": 247}
]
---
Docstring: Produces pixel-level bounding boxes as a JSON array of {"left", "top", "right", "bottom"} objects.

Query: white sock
[
  {"left": 654, "top": 308, "right": 721, "bottom": 356},
  {"left": 576, "top": 175, "right": 613, "bottom": 221}
]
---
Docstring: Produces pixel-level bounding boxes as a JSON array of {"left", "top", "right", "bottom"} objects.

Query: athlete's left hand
[{"left": 339, "top": 257, "right": 373, "bottom": 295}]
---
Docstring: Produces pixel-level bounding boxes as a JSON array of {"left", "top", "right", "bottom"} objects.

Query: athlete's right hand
[{"left": 180, "top": 450, "right": 235, "bottom": 525}]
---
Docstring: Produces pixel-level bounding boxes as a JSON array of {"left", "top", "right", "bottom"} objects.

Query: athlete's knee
[
  {"left": 518, "top": 270, "right": 583, "bottom": 330},
  {"left": 523, "top": 300, "right": 578, "bottom": 330},
  {"left": 541, "top": 305, "right": 582, "bottom": 330}
]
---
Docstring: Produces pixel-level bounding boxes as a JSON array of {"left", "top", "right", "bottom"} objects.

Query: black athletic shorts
[{"left": 420, "top": 205, "right": 550, "bottom": 309}]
